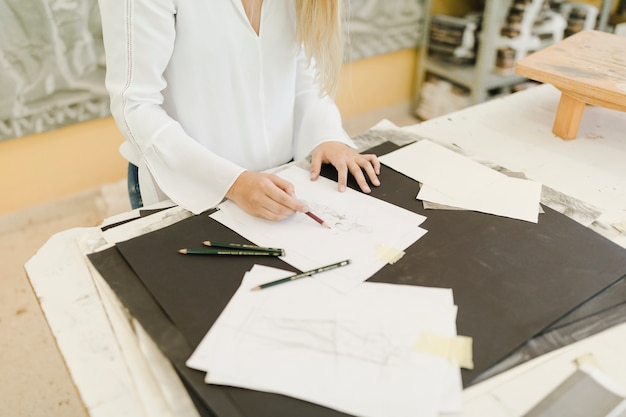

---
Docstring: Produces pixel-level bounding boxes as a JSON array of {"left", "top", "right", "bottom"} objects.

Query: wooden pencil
[
  {"left": 250, "top": 259, "right": 351, "bottom": 291},
  {"left": 305, "top": 211, "right": 331, "bottom": 229},
  {"left": 178, "top": 248, "right": 281, "bottom": 256},
  {"left": 203, "top": 240, "right": 284, "bottom": 256}
]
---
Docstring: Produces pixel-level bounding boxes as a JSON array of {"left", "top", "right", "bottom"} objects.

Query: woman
[{"left": 98, "top": 0, "right": 380, "bottom": 220}]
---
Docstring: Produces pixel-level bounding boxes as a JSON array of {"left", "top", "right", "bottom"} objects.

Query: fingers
[
  {"left": 338, "top": 154, "right": 381, "bottom": 194},
  {"left": 335, "top": 160, "right": 348, "bottom": 192},
  {"left": 251, "top": 179, "right": 303, "bottom": 220},
  {"left": 265, "top": 176, "right": 307, "bottom": 213},
  {"left": 227, "top": 172, "right": 305, "bottom": 221},
  {"left": 348, "top": 162, "right": 371, "bottom": 194},
  {"left": 310, "top": 142, "right": 381, "bottom": 194},
  {"left": 369, "top": 154, "right": 381, "bottom": 176},
  {"left": 357, "top": 154, "right": 381, "bottom": 187},
  {"left": 309, "top": 154, "right": 322, "bottom": 182}
]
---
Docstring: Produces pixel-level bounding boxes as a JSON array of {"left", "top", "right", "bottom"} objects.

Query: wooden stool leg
[{"left": 552, "top": 92, "right": 586, "bottom": 140}]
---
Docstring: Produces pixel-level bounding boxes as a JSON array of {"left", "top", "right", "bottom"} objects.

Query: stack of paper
[
  {"left": 379, "top": 139, "right": 542, "bottom": 223},
  {"left": 187, "top": 265, "right": 465, "bottom": 417}
]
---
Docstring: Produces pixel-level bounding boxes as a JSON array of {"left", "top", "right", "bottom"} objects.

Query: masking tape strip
[
  {"left": 613, "top": 221, "right": 626, "bottom": 234},
  {"left": 375, "top": 244, "right": 405, "bottom": 264},
  {"left": 574, "top": 353, "right": 601, "bottom": 370},
  {"left": 414, "top": 333, "right": 474, "bottom": 370}
]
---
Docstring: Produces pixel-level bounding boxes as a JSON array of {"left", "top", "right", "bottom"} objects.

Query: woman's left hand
[{"left": 309, "top": 141, "right": 381, "bottom": 193}]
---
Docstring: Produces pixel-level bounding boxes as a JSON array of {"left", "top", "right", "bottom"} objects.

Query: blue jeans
[{"left": 127, "top": 163, "right": 143, "bottom": 209}]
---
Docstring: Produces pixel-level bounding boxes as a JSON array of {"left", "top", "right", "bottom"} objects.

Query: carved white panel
[
  {"left": 344, "top": 0, "right": 425, "bottom": 61},
  {"left": 0, "top": 0, "right": 109, "bottom": 141}
]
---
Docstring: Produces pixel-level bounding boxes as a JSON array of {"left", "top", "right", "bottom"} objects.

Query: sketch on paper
[
  {"left": 302, "top": 200, "right": 373, "bottom": 234},
  {"left": 271, "top": 318, "right": 414, "bottom": 365}
]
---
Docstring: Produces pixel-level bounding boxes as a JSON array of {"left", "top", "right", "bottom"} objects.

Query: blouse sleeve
[
  {"left": 292, "top": 50, "right": 356, "bottom": 161},
  {"left": 98, "top": 0, "right": 244, "bottom": 214}
]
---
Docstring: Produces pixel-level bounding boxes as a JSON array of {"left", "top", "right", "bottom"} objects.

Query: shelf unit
[
  {"left": 414, "top": 0, "right": 525, "bottom": 116},
  {"left": 413, "top": 0, "right": 616, "bottom": 118}
]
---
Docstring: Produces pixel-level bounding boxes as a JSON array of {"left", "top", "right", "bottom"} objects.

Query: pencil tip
[
  {"left": 323, "top": 223, "right": 331, "bottom": 229},
  {"left": 178, "top": 249, "right": 187, "bottom": 254},
  {"left": 250, "top": 286, "right": 260, "bottom": 291},
  {"left": 203, "top": 241, "right": 211, "bottom": 246}
]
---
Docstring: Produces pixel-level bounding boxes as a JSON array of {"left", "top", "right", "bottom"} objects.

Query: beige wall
[
  {"left": 336, "top": 48, "right": 418, "bottom": 119},
  {"left": 0, "top": 48, "right": 419, "bottom": 216},
  {"left": 0, "top": 117, "right": 127, "bottom": 215}
]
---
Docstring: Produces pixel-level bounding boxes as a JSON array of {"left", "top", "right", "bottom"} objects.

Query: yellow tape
[
  {"left": 574, "top": 353, "right": 601, "bottom": 370},
  {"left": 414, "top": 333, "right": 474, "bottom": 370},
  {"left": 375, "top": 244, "right": 405, "bottom": 264},
  {"left": 613, "top": 221, "right": 626, "bottom": 234}
]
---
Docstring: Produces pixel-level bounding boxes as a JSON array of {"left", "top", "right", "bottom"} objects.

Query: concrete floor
[
  {"left": 0, "top": 181, "right": 130, "bottom": 417},
  {"left": 0, "top": 109, "right": 419, "bottom": 416}
]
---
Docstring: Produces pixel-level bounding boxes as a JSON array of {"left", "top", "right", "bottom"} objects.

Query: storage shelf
[
  {"left": 413, "top": 0, "right": 616, "bottom": 119},
  {"left": 424, "top": 58, "right": 527, "bottom": 92}
]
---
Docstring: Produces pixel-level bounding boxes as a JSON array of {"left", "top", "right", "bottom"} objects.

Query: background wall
[{"left": 0, "top": 0, "right": 108, "bottom": 142}]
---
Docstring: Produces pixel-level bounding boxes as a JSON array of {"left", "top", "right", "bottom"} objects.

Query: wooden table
[{"left": 515, "top": 30, "right": 626, "bottom": 140}]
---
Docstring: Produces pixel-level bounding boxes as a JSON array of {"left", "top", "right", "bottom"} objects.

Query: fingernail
[
  {"left": 301, "top": 205, "right": 310, "bottom": 213},
  {"left": 339, "top": 185, "right": 346, "bottom": 192}
]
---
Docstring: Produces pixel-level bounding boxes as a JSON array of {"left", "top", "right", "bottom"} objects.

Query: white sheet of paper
[
  {"left": 186, "top": 265, "right": 462, "bottom": 417},
  {"left": 210, "top": 165, "right": 428, "bottom": 292},
  {"left": 379, "top": 139, "right": 503, "bottom": 198},
  {"left": 379, "top": 139, "right": 542, "bottom": 223},
  {"left": 418, "top": 175, "right": 542, "bottom": 223}
]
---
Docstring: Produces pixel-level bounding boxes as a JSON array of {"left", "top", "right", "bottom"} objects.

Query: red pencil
[{"left": 304, "top": 211, "right": 331, "bottom": 229}]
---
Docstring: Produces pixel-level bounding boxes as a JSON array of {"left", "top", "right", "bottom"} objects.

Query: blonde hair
[{"left": 295, "top": 0, "right": 343, "bottom": 96}]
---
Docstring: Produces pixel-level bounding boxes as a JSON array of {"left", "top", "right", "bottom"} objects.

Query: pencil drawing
[
  {"left": 268, "top": 318, "right": 409, "bottom": 366},
  {"left": 303, "top": 200, "right": 373, "bottom": 234}
]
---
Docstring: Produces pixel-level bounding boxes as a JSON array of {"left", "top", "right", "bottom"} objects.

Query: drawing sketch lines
[{"left": 303, "top": 200, "right": 373, "bottom": 234}]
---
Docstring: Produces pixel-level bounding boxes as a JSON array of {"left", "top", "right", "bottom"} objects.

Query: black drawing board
[{"left": 88, "top": 246, "right": 348, "bottom": 417}]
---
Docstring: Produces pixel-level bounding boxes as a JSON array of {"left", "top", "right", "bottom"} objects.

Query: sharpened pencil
[
  {"left": 179, "top": 248, "right": 281, "bottom": 256},
  {"left": 250, "top": 259, "right": 351, "bottom": 291},
  {"left": 305, "top": 211, "right": 331, "bottom": 229},
  {"left": 203, "top": 240, "right": 284, "bottom": 256}
]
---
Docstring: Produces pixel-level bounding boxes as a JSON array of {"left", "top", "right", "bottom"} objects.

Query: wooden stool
[{"left": 515, "top": 30, "right": 626, "bottom": 140}]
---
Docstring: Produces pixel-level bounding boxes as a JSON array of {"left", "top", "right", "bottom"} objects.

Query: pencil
[
  {"left": 250, "top": 259, "right": 351, "bottom": 291},
  {"left": 305, "top": 211, "right": 331, "bottom": 229},
  {"left": 203, "top": 240, "right": 284, "bottom": 256},
  {"left": 179, "top": 248, "right": 281, "bottom": 256}
]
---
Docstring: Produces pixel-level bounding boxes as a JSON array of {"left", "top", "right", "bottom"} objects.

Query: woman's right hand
[{"left": 225, "top": 171, "right": 308, "bottom": 221}]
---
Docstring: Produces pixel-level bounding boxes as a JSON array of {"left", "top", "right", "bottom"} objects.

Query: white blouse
[{"left": 98, "top": 0, "right": 353, "bottom": 214}]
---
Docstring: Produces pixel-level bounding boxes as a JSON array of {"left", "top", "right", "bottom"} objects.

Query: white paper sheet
[
  {"left": 186, "top": 265, "right": 463, "bottom": 417},
  {"left": 379, "top": 140, "right": 503, "bottom": 198},
  {"left": 210, "top": 165, "right": 428, "bottom": 292},
  {"left": 379, "top": 139, "right": 542, "bottom": 223},
  {"left": 418, "top": 175, "right": 542, "bottom": 223}
]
